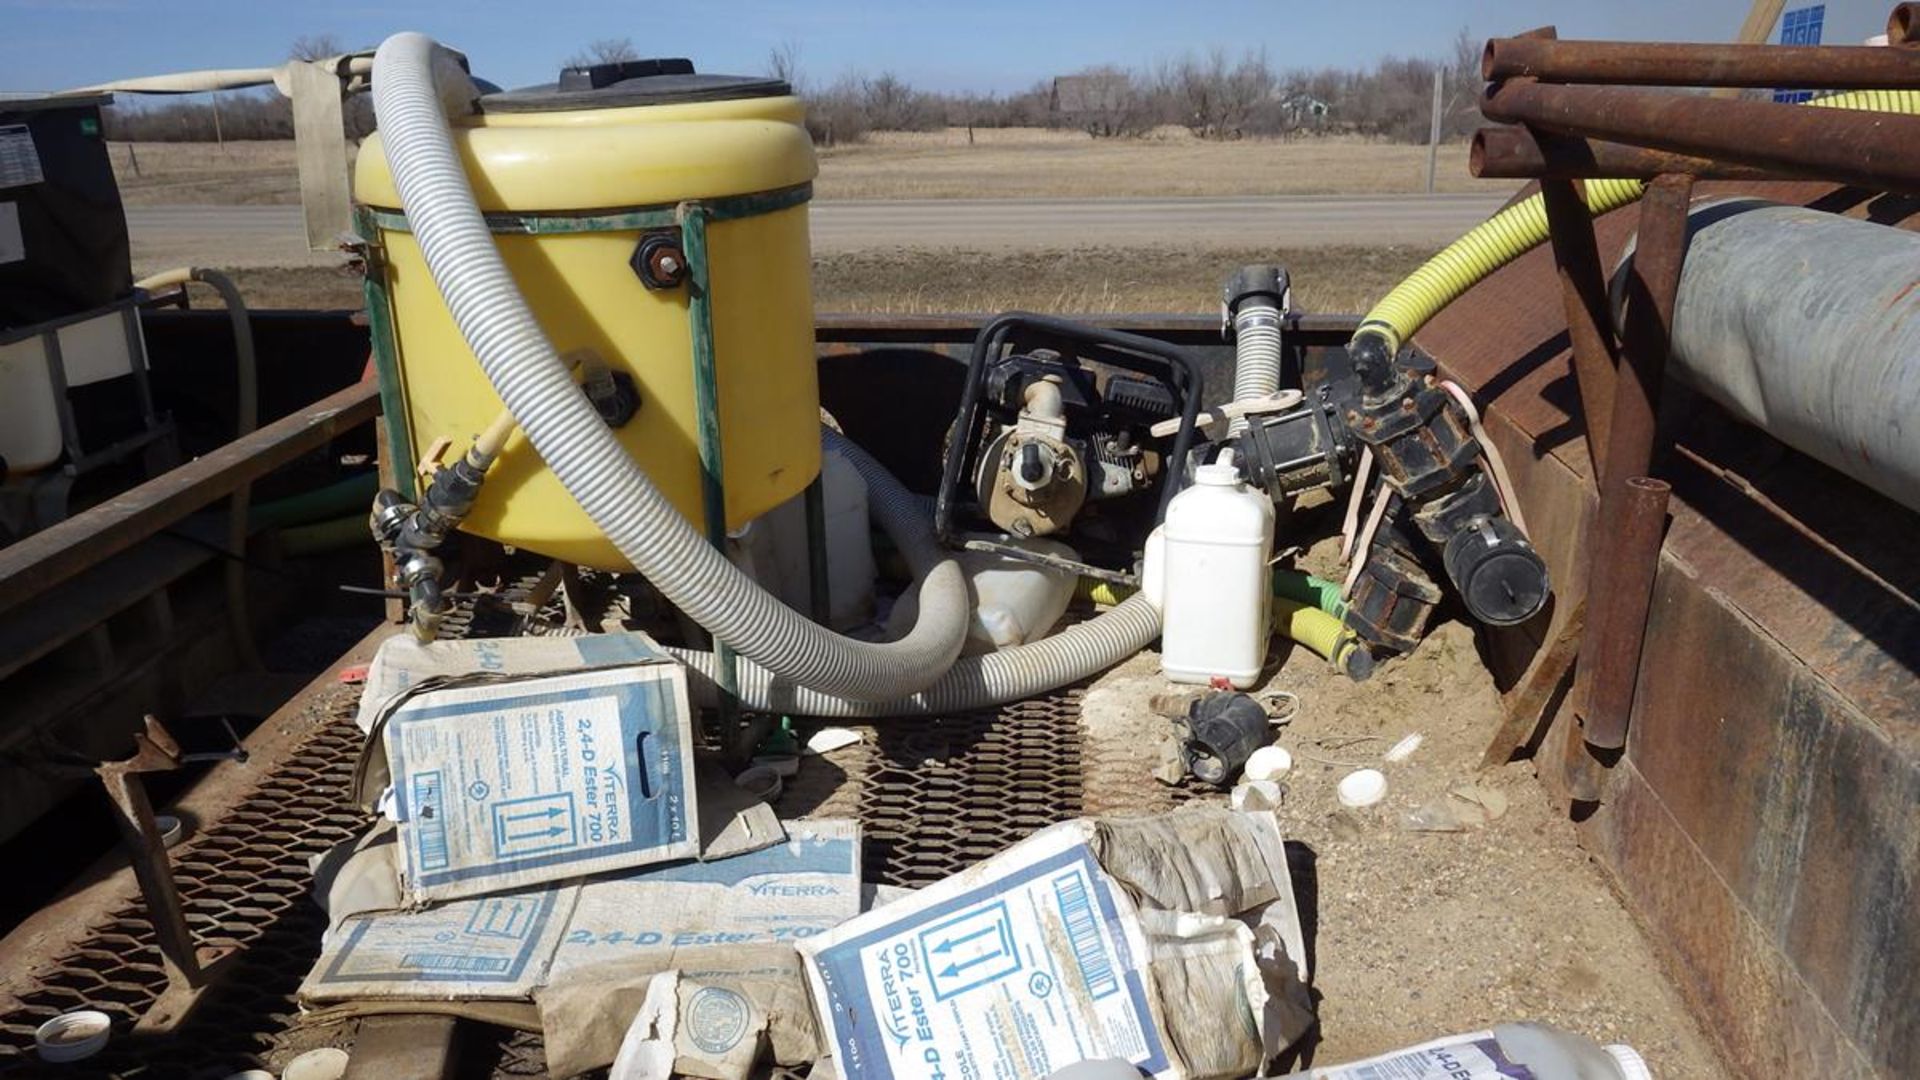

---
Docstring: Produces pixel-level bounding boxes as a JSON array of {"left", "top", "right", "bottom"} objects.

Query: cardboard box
[
  {"left": 302, "top": 820, "right": 861, "bottom": 1004},
  {"left": 385, "top": 664, "right": 698, "bottom": 904},
  {"left": 352, "top": 631, "right": 701, "bottom": 905},
  {"left": 800, "top": 809, "right": 1306, "bottom": 1080},
  {"left": 802, "top": 823, "right": 1172, "bottom": 1079}
]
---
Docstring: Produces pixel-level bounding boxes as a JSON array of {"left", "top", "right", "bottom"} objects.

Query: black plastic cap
[
  {"left": 559, "top": 58, "right": 696, "bottom": 91},
  {"left": 1346, "top": 333, "right": 1397, "bottom": 397},
  {"left": 1223, "top": 264, "right": 1289, "bottom": 316},
  {"left": 1443, "top": 518, "right": 1550, "bottom": 626}
]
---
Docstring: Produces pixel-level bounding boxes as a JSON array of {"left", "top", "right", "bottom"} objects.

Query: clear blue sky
[{"left": 0, "top": 0, "right": 1896, "bottom": 95}]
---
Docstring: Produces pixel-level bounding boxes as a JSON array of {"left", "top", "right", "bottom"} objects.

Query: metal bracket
[{"left": 95, "top": 716, "right": 244, "bottom": 1018}]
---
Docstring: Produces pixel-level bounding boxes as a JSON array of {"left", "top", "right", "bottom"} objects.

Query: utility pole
[
  {"left": 211, "top": 89, "right": 225, "bottom": 152},
  {"left": 1425, "top": 67, "right": 1443, "bottom": 194}
]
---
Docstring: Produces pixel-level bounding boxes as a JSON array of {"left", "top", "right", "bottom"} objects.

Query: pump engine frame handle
[{"left": 934, "top": 312, "right": 1204, "bottom": 548}]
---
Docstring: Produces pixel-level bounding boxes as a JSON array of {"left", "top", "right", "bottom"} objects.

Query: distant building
[
  {"left": 1279, "top": 93, "right": 1330, "bottom": 129},
  {"left": 1050, "top": 72, "right": 1134, "bottom": 135}
]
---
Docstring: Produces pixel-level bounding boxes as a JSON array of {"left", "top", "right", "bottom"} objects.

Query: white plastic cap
[
  {"left": 1193, "top": 462, "right": 1240, "bottom": 486},
  {"left": 1336, "top": 768, "right": 1388, "bottom": 808},
  {"left": 1244, "top": 744, "right": 1293, "bottom": 782},
  {"left": 1604, "top": 1044, "right": 1653, "bottom": 1080},
  {"left": 35, "top": 1010, "right": 111, "bottom": 1063},
  {"left": 285, "top": 1047, "right": 351, "bottom": 1080}
]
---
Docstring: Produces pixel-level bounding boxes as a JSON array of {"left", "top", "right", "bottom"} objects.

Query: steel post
[
  {"left": 355, "top": 207, "right": 416, "bottom": 498},
  {"left": 1482, "top": 80, "right": 1920, "bottom": 193},
  {"left": 1582, "top": 476, "right": 1673, "bottom": 748},
  {"left": 803, "top": 472, "right": 831, "bottom": 625},
  {"left": 1538, "top": 178, "right": 1618, "bottom": 473},
  {"left": 678, "top": 202, "right": 740, "bottom": 734},
  {"left": 95, "top": 718, "right": 218, "bottom": 989},
  {"left": 1574, "top": 173, "right": 1693, "bottom": 753}
]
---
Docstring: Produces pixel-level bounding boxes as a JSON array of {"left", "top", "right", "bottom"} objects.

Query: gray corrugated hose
[
  {"left": 370, "top": 32, "right": 969, "bottom": 702},
  {"left": 668, "top": 593, "right": 1164, "bottom": 717},
  {"left": 370, "top": 31, "right": 1163, "bottom": 714},
  {"left": 1228, "top": 297, "right": 1283, "bottom": 436}
]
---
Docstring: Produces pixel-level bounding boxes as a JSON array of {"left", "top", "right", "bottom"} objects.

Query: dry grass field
[
  {"left": 111, "top": 127, "right": 1500, "bottom": 205},
  {"left": 124, "top": 127, "right": 1459, "bottom": 312},
  {"left": 815, "top": 127, "right": 1502, "bottom": 199},
  {"left": 227, "top": 244, "right": 1433, "bottom": 314},
  {"left": 112, "top": 140, "right": 313, "bottom": 205}
]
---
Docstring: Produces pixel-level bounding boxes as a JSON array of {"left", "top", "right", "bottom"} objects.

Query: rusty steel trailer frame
[{"left": 1474, "top": 12, "right": 1920, "bottom": 779}]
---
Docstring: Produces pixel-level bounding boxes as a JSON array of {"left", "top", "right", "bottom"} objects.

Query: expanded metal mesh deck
[
  {"left": 0, "top": 698, "right": 370, "bottom": 1078},
  {"left": 0, "top": 620, "right": 1123, "bottom": 1077}
]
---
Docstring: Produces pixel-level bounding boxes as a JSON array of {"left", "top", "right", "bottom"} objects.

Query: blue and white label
[
  {"left": 1312, "top": 1030, "right": 1537, "bottom": 1080},
  {"left": 802, "top": 825, "right": 1168, "bottom": 1080},
  {"left": 385, "top": 665, "right": 697, "bottom": 902},
  {"left": 306, "top": 884, "right": 579, "bottom": 1000},
  {"left": 551, "top": 819, "right": 861, "bottom": 976}
]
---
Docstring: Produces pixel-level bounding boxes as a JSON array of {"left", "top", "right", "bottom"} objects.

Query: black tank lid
[{"left": 480, "top": 58, "right": 790, "bottom": 113}]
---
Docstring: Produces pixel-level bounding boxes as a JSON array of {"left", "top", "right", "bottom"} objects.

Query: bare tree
[
  {"left": 1051, "top": 66, "right": 1156, "bottom": 138},
  {"left": 566, "top": 38, "right": 640, "bottom": 68},
  {"left": 767, "top": 40, "right": 805, "bottom": 94},
  {"left": 1169, "top": 49, "right": 1277, "bottom": 140},
  {"left": 290, "top": 34, "right": 344, "bottom": 62}
]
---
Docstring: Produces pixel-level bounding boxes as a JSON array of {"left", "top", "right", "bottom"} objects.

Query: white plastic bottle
[
  {"left": 1154, "top": 461, "right": 1275, "bottom": 688},
  {"left": 1293, "top": 1023, "right": 1652, "bottom": 1080}
]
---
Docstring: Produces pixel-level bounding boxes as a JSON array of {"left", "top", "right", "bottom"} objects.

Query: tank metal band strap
[{"left": 361, "top": 181, "right": 813, "bottom": 235}]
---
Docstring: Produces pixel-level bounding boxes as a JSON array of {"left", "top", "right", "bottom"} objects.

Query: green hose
[
  {"left": 1272, "top": 568, "right": 1345, "bottom": 618},
  {"left": 1355, "top": 89, "right": 1920, "bottom": 353},
  {"left": 250, "top": 472, "right": 380, "bottom": 530},
  {"left": 279, "top": 513, "right": 371, "bottom": 556}
]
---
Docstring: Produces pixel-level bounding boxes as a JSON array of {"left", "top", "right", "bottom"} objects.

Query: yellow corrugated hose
[{"left": 1355, "top": 89, "right": 1920, "bottom": 354}]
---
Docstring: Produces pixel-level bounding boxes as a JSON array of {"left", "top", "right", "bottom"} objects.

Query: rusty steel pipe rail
[
  {"left": 1483, "top": 35, "right": 1920, "bottom": 88},
  {"left": 1469, "top": 126, "right": 1852, "bottom": 185},
  {"left": 1895, "top": 3, "right": 1920, "bottom": 46},
  {"left": 0, "top": 380, "right": 380, "bottom": 618},
  {"left": 1482, "top": 81, "right": 1920, "bottom": 193}
]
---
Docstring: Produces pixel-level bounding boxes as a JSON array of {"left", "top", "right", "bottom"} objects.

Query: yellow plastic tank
[{"left": 355, "top": 63, "right": 820, "bottom": 571}]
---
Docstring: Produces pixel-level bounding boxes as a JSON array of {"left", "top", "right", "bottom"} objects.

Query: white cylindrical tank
[
  {"left": 728, "top": 447, "right": 877, "bottom": 629},
  {"left": 1154, "top": 462, "right": 1275, "bottom": 688}
]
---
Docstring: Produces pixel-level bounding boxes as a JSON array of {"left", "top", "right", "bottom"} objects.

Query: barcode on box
[
  {"left": 400, "top": 952, "right": 511, "bottom": 974},
  {"left": 411, "top": 770, "right": 449, "bottom": 872},
  {"left": 1052, "top": 869, "right": 1118, "bottom": 1001}
]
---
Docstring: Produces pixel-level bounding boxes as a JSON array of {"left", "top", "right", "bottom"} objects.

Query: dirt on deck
[{"left": 1078, "top": 544, "right": 1729, "bottom": 1076}]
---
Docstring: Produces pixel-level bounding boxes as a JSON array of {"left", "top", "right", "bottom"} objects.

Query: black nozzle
[
  {"left": 1224, "top": 264, "right": 1290, "bottom": 317},
  {"left": 1442, "top": 517, "right": 1550, "bottom": 626},
  {"left": 1345, "top": 333, "right": 1399, "bottom": 398},
  {"left": 1183, "top": 692, "right": 1273, "bottom": 787}
]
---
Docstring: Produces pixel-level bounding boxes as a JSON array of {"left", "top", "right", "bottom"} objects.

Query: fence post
[{"left": 1426, "top": 68, "right": 1443, "bottom": 193}]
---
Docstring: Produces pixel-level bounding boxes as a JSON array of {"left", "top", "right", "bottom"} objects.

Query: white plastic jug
[
  {"left": 1152, "top": 462, "right": 1274, "bottom": 688},
  {"left": 886, "top": 537, "right": 1079, "bottom": 654},
  {"left": 1291, "top": 1023, "right": 1651, "bottom": 1080}
]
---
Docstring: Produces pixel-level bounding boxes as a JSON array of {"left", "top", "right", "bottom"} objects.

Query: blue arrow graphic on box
[
  {"left": 932, "top": 923, "right": 1000, "bottom": 955},
  {"left": 491, "top": 794, "right": 580, "bottom": 857}
]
